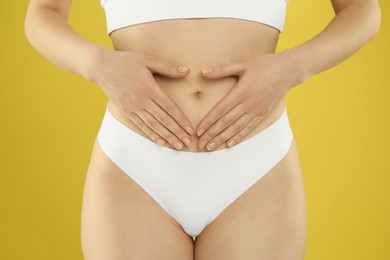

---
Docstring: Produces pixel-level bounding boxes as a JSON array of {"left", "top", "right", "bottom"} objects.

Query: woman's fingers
[
  {"left": 196, "top": 87, "right": 241, "bottom": 137},
  {"left": 224, "top": 115, "right": 263, "bottom": 148},
  {"left": 143, "top": 56, "right": 195, "bottom": 141},
  {"left": 126, "top": 112, "right": 166, "bottom": 147},
  {"left": 198, "top": 104, "right": 245, "bottom": 149},
  {"left": 207, "top": 113, "right": 253, "bottom": 150},
  {"left": 145, "top": 57, "right": 190, "bottom": 78},
  {"left": 196, "top": 61, "right": 248, "bottom": 138},
  {"left": 133, "top": 55, "right": 195, "bottom": 147},
  {"left": 147, "top": 101, "right": 192, "bottom": 147},
  {"left": 152, "top": 85, "right": 194, "bottom": 136},
  {"left": 134, "top": 109, "right": 187, "bottom": 150},
  {"left": 121, "top": 92, "right": 192, "bottom": 149},
  {"left": 201, "top": 113, "right": 263, "bottom": 151},
  {"left": 200, "top": 61, "right": 247, "bottom": 79},
  {"left": 127, "top": 80, "right": 194, "bottom": 149}
]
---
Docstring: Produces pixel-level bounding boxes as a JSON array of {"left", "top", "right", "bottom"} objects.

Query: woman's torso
[{"left": 107, "top": 18, "right": 286, "bottom": 152}]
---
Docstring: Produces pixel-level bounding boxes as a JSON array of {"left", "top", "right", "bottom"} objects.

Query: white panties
[{"left": 97, "top": 105, "right": 294, "bottom": 237}]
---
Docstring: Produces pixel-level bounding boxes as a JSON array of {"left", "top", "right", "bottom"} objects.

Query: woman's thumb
[
  {"left": 146, "top": 58, "right": 190, "bottom": 78},
  {"left": 200, "top": 62, "right": 246, "bottom": 79}
]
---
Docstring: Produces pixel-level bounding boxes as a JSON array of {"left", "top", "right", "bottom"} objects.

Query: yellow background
[{"left": 1, "top": 0, "right": 389, "bottom": 259}]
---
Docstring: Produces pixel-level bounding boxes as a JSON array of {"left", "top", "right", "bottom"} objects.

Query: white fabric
[
  {"left": 97, "top": 105, "right": 294, "bottom": 237},
  {"left": 100, "top": 0, "right": 287, "bottom": 34}
]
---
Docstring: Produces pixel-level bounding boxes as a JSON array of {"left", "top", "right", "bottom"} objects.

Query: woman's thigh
[
  {"left": 194, "top": 139, "right": 308, "bottom": 260},
  {"left": 81, "top": 139, "right": 194, "bottom": 260}
]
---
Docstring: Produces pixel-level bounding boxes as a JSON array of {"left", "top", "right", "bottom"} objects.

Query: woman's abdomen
[
  {"left": 107, "top": 78, "right": 286, "bottom": 152},
  {"left": 106, "top": 18, "right": 286, "bottom": 152}
]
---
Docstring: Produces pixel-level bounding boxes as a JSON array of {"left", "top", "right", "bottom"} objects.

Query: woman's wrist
[
  {"left": 81, "top": 44, "right": 113, "bottom": 83},
  {"left": 279, "top": 46, "right": 313, "bottom": 90}
]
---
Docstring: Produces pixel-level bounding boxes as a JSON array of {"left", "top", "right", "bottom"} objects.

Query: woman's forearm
[
  {"left": 285, "top": 0, "right": 381, "bottom": 84},
  {"left": 24, "top": 1, "right": 107, "bottom": 81},
  {"left": 24, "top": 1, "right": 196, "bottom": 146}
]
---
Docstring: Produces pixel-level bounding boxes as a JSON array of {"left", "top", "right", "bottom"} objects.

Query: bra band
[{"left": 100, "top": 0, "right": 287, "bottom": 34}]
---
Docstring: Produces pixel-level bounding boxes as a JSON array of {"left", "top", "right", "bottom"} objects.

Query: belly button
[{"left": 194, "top": 91, "right": 202, "bottom": 99}]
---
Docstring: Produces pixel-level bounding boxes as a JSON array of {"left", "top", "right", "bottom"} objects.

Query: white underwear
[{"left": 97, "top": 105, "right": 294, "bottom": 237}]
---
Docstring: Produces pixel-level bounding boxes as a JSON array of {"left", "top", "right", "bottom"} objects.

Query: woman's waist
[
  {"left": 154, "top": 75, "right": 239, "bottom": 126},
  {"left": 110, "top": 18, "right": 279, "bottom": 57},
  {"left": 106, "top": 76, "right": 287, "bottom": 152}
]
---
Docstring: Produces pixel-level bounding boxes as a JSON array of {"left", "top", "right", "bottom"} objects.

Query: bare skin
[
  {"left": 24, "top": 0, "right": 381, "bottom": 259},
  {"left": 106, "top": 17, "right": 285, "bottom": 152},
  {"left": 85, "top": 18, "right": 307, "bottom": 259}
]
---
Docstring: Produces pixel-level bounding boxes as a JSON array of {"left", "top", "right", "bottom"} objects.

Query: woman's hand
[
  {"left": 195, "top": 0, "right": 381, "bottom": 152},
  {"left": 89, "top": 47, "right": 194, "bottom": 150},
  {"left": 196, "top": 51, "right": 305, "bottom": 151}
]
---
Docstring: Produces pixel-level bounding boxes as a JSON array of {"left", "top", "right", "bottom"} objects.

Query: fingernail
[
  {"left": 199, "top": 140, "right": 208, "bottom": 149},
  {"left": 156, "top": 138, "right": 165, "bottom": 146},
  {"left": 174, "top": 140, "right": 183, "bottom": 150},
  {"left": 227, "top": 139, "right": 235, "bottom": 147},
  {"left": 207, "top": 142, "right": 216, "bottom": 151},
  {"left": 185, "top": 126, "right": 194, "bottom": 135},
  {"left": 178, "top": 66, "right": 189, "bottom": 73},
  {"left": 183, "top": 137, "right": 191, "bottom": 146},
  {"left": 201, "top": 67, "right": 212, "bottom": 74},
  {"left": 197, "top": 128, "right": 205, "bottom": 137}
]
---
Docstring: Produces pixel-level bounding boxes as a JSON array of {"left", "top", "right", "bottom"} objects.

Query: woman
[{"left": 24, "top": 0, "right": 381, "bottom": 259}]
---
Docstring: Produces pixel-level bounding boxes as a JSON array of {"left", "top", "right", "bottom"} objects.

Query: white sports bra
[{"left": 100, "top": 0, "right": 287, "bottom": 35}]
